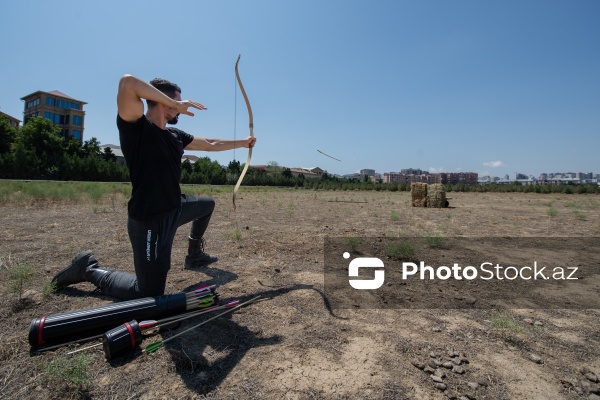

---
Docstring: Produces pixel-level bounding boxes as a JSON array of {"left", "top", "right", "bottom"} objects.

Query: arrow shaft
[
  {"left": 318, "top": 149, "right": 341, "bottom": 162},
  {"left": 145, "top": 296, "right": 261, "bottom": 353},
  {"left": 156, "top": 300, "right": 239, "bottom": 326},
  {"left": 32, "top": 333, "right": 104, "bottom": 354}
]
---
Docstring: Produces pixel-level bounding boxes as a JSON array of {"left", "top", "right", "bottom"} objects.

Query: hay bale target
[
  {"left": 411, "top": 183, "right": 428, "bottom": 207},
  {"left": 427, "top": 183, "right": 448, "bottom": 208}
]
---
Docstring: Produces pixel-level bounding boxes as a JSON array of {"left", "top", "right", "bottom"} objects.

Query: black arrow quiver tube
[
  {"left": 29, "top": 292, "right": 188, "bottom": 348},
  {"left": 102, "top": 320, "right": 143, "bottom": 360}
]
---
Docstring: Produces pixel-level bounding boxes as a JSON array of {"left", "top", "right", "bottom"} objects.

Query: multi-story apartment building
[
  {"left": 0, "top": 111, "right": 21, "bottom": 128},
  {"left": 384, "top": 171, "right": 478, "bottom": 185},
  {"left": 439, "top": 172, "right": 478, "bottom": 185},
  {"left": 400, "top": 168, "right": 424, "bottom": 175},
  {"left": 20, "top": 90, "right": 86, "bottom": 141},
  {"left": 383, "top": 172, "right": 404, "bottom": 184},
  {"left": 383, "top": 172, "right": 440, "bottom": 184},
  {"left": 360, "top": 169, "right": 376, "bottom": 177}
]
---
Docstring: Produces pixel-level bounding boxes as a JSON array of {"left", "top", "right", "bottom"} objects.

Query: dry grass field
[{"left": 1, "top": 184, "right": 599, "bottom": 400}]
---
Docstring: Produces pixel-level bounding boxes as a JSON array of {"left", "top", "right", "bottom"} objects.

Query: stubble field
[{"left": 1, "top": 184, "right": 599, "bottom": 400}]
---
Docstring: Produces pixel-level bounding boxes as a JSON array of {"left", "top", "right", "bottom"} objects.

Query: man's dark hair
[{"left": 146, "top": 78, "right": 181, "bottom": 107}]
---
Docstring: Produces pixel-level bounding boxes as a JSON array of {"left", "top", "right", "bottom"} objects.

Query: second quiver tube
[{"left": 29, "top": 292, "right": 188, "bottom": 348}]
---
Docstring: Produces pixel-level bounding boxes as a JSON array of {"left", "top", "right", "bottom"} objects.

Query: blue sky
[{"left": 1, "top": 0, "right": 598, "bottom": 178}]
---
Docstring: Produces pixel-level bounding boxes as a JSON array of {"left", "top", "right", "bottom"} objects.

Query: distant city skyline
[{"left": 343, "top": 168, "right": 598, "bottom": 180}]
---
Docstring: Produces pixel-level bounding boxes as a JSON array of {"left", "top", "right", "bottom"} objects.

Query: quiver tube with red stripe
[
  {"left": 29, "top": 292, "right": 188, "bottom": 348},
  {"left": 102, "top": 320, "right": 143, "bottom": 359}
]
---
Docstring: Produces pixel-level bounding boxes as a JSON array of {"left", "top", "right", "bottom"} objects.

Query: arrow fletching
[{"left": 144, "top": 341, "right": 163, "bottom": 354}]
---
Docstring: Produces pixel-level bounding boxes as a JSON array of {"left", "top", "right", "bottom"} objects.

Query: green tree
[
  {"left": 192, "top": 157, "right": 226, "bottom": 184},
  {"left": 225, "top": 159, "right": 242, "bottom": 184},
  {"left": 227, "top": 160, "right": 241, "bottom": 174},
  {"left": 0, "top": 115, "right": 17, "bottom": 154},
  {"left": 82, "top": 137, "right": 102, "bottom": 157},
  {"left": 15, "top": 117, "right": 63, "bottom": 178},
  {"left": 63, "top": 137, "right": 83, "bottom": 157},
  {"left": 13, "top": 145, "right": 40, "bottom": 179},
  {"left": 102, "top": 146, "right": 117, "bottom": 162},
  {"left": 266, "top": 161, "right": 283, "bottom": 174},
  {"left": 181, "top": 158, "right": 193, "bottom": 174},
  {"left": 0, "top": 152, "right": 16, "bottom": 178}
]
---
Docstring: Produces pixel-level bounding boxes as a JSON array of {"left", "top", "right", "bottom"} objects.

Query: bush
[{"left": 385, "top": 240, "right": 415, "bottom": 260}]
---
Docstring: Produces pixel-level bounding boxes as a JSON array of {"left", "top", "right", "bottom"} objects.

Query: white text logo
[{"left": 346, "top": 252, "right": 385, "bottom": 290}]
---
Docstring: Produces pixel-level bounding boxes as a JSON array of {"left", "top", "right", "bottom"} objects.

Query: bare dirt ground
[{"left": 1, "top": 188, "right": 599, "bottom": 400}]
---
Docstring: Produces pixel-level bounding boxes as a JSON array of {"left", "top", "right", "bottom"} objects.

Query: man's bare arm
[
  {"left": 186, "top": 136, "right": 256, "bottom": 152},
  {"left": 116, "top": 75, "right": 206, "bottom": 122}
]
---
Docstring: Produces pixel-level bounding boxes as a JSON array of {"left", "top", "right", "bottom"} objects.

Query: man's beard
[{"left": 168, "top": 114, "right": 179, "bottom": 125}]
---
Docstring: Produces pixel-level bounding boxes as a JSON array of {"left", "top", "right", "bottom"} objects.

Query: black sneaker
[{"left": 52, "top": 250, "right": 95, "bottom": 288}]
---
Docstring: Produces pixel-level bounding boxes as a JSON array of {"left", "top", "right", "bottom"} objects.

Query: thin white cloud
[
  {"left": 429, "top": 167, "right": 444, "bottom": 173},
  {"left": 483, "top": 161, "right": 504, "bottom": 168}
]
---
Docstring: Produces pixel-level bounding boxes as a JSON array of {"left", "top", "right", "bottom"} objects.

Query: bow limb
[{"left": 233, "top": 54, "right": 254, "bottom": 210}]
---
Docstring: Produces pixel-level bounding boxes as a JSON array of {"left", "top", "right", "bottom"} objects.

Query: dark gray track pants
[{"left": 94, "top": 194, "right": 214, "bottom": 300}]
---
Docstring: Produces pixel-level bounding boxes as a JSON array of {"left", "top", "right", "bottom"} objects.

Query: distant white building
[
  {"left": 289, "top": 168, "right": 320, "bottom": 179},
  {"left": 305, "top": 167, "right": 325, "bottom": 176}
]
